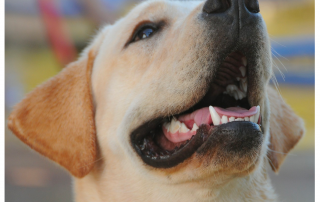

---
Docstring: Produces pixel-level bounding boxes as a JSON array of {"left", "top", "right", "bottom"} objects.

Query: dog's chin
[{"left": 130, "top": 50, "right": 264, "bottom": 173}]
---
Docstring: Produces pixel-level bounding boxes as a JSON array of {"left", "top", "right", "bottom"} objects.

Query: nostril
[
  {"left": 245, "top": 0, "right": 260, "bottom": 13},
  {"left": 203, "top": 0, "right": 231, "bottom": 14}
]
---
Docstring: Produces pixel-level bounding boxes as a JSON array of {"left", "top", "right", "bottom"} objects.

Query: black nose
[
  {"left": 203, "top": 0, "right": 260, "bottom": 14},
  {"left": 203, "top": 0, "right": 231, "bottom": 14}
]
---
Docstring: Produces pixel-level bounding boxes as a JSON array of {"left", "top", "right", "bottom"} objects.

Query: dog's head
[{"left": 8, "top": 0, "right": 304, "bottom": 191}]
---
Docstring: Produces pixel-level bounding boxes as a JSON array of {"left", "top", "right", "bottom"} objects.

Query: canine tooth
[
  {"left": 191, "top": 123, "right": 199, "bottom": 132},
  {"left": 242, "top": 57, "right": 247, "bottom": 66},
  {"left": 221, "top": 115, "right": 228, "bottom": 124},
  {"left": 254, "top": 106, "right": 260, "bottom": 123},
  {"left": 245, "top": 117, "right": 250, "bottom": 121},
  {"left": 229, "top": 117, "right": 235, "bottom": 122},
  {"left": 170, "top": 118, "right": 181, "bottom": 133},
  {"left": 235, "top": 118, "right": 244, "bottom": 121},
  {"left": 239, "top": 66, "right": 246, "bottom": 77},
  {"left": 250, "top": 116, "right": 254, "bottom": 122},
  {"left": 180, "top": 123, "right": 190, "bottom": 133},
  {"left": 164, "top": 122, "right": 170, "bottom": 132},
  {"left": 209, "top": 106, "right": 221, "bottom": 125}
]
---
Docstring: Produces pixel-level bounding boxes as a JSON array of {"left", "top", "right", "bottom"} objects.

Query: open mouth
[{"left": 131, "top": 51, "right": 263, "bottom": 168}]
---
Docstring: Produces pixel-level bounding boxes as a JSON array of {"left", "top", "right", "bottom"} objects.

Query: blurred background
[{"left": 5, "top": 0, "right": 314, "bottom": 201}]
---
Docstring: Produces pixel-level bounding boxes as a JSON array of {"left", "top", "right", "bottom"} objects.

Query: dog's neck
[{"left": 74, "top": 159, "right": 277, "bottom": 202}]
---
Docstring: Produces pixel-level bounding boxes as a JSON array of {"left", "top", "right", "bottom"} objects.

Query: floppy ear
[
  {"left": 8, "top": 52, "right": 96, "bottom": 178},
  {"left": 7, "top": 28, "right": 108, "bottom": 178},
  {"left": 267, "top": 86, "right": 305, "bottom": 173}
]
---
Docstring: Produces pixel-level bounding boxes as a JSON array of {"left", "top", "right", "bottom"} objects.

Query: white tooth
[
  {"left": 225, "top": 84, "right": 246, "bottom": 100},
  {"left": 236, "top": 77, "right": 240, "bottom": 81},
  {"left": 235, "top": 118, "right": 245, "bottom": 121},
  {"left": 245, "top": 117, "right": 250, "bottom": 121},
  {"left": 250, "top": 116, "right": 254, "bottom": 122},
  {"left": 231, "top": 85, "right": 237, "bottom": 91},
  {"left": 226, "top": 84, "right": 236, "bottom": 92},
  {"left": 254, "top": 106, "right": 260, "bottom": 123},
  {"left": 229, "top": 117, "right": 235, "bottom": 122},
  {"left": 234, "top": 92, "right": 239, "bottom": 100},
  {"left": 226, "top": 85, "right": 231, "bottom": 93},
  {"left": 239, "top": 66, "right": 246, "bottom": 77},
  {"left": 243, "top": 82, "right": 248, "bottom": 93},
  {"left": 221, "top": 115, "right": 228, "bottom": 124},
  {"left": 240, "top": 78, "right": 248, "bottom": 93},
  {"left": 242, "top": 57, "right": 247, "bottom": 66},
  {"left": 209, "top": 106, "right": 221, "bottom": 126},
  {"left": 237, "top": 90, "right": 244, "bottom": 100},
  {"left": 170, "top": 118, "right": 181, "bottom": 133},
  {"left": 180, "top": 123, "right": 190, "bottom": 133},
  {"left": 164, "top": 122, "right": 170, "bottom": 132},
  {"left": 191, "top": 123, "right": 199, "bottom": 132}
]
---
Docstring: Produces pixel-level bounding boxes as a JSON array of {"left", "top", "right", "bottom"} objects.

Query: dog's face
[
  {"left": 93, "top": 0, "right": 271, "bottom": 180},
  {"left": 8, "top": 0, "right": 304, "bottom": 200}
]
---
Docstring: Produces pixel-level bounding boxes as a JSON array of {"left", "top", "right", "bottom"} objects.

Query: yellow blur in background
[{"left": 5, "top": 0, "right": 315, "bottom": 202}]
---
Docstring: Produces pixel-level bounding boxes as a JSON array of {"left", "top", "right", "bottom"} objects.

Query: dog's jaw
[{"left": 74, "top": 159, "right": 277, "bottom": 202}]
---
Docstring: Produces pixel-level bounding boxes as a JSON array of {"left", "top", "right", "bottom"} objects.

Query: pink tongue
[
  {"left": 214, "top": 106, "right": 257, "bottom": 117},
  {"left": 178, "top": 108, "right": 212, "bottom": 128},
  {"left": 163, "top": 106, "right": 258, "bottom": 143},
  {"left": 178, "top": 106, "right": 257, "bottom": 127}
]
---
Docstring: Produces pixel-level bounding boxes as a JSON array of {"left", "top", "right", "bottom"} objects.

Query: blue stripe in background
[
  {"left": 271, "top": 36, "right": 314, "bottom": 86},
  {"left": 271, "top": 36, "right": 315, "bottom": 57},
  {"left": 273, "top": 72, "right": 315, "bottom": 85}
]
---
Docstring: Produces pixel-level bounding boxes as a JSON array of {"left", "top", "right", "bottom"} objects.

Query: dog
[{"left": 8, "top": 0, "right": 304, "bottom": 201}]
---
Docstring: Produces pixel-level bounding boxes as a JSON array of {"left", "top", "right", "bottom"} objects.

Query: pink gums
[{"left": 162, "top": 106, "right": 260, "bottom": 143}]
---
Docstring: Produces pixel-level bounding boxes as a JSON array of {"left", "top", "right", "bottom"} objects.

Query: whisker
[
  {"left": 267, "top": 148, "right": 297, "bottom": 156},
  {"left": 272, "top": 47, "right": 289, "bottom": 62}
]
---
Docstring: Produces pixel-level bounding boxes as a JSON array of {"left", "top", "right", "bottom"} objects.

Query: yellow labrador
[{"left": 8, "top": 0, "right": 304, "bottom": 201}]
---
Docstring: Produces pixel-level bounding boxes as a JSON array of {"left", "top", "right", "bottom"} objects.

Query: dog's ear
[
  {"left": 267, "top": 86, "right": 305, "bottom": 173},
  {"left": 8, "top": 28, "right": 108, "bottom": 178}
]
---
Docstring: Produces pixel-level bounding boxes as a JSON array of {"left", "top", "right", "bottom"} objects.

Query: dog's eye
[
  {"left": 126, "top": 22, "right": 164, "bottom": 47},
  {"left": 134, "top": 27, "right": 156, "bottom": 42}
]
